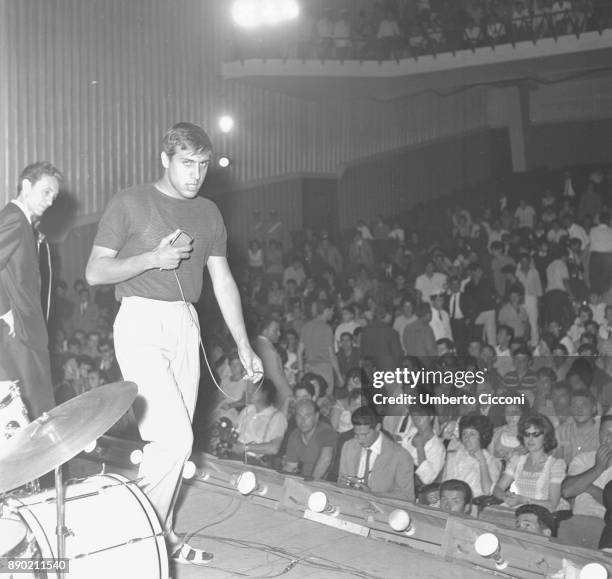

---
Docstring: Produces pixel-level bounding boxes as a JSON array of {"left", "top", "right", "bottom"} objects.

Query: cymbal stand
[{"left": 55, "top": 465, "right": 67, "bottom": 579}]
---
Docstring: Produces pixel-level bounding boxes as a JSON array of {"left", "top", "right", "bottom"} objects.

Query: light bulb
[
  {"left": 183, "top": 461, "right": 196, "bottom": 479},
  {"left": 129, "top": 449, "right": 143, "bottom": 465},
  {"left": 218, "top": 115, "right": 234, "bottom": 133},
  {"left": 84, "top": 440, "right": 97, "bottom": 453},
  {"left": 388, "top": 509, "right": 416, "bottom": 536},
  {"left": 580, "top": 563, "right": 608, "bottom": 579}
]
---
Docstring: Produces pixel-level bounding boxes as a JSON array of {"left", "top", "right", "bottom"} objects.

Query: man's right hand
[
  {"left": 152, "top": 230, "right": 193, "bottom": 270},
  {"left": 0, "top": 309, "right": 15, "bottom": 337}
]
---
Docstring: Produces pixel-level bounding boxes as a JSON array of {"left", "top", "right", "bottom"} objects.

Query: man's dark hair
[
  {"left": 440, "top": 479, "right": 473, "bottom": 506},
  {"left": 18, "top": 161, "right": 62, "bottom": 192},
  {"left": 294, "top": 380, "right": 316, "bottom": 398},
  {"left": 162, "top": 122, "right": 213, "bottom": 158},
  {"left": 515, "top": 504, "right": 555, "bottom": 535},
  {"left": 351, "top": 406, "right": 379, "bottom": 428}
]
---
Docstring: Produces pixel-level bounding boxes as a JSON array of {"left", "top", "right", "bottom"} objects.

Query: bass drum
[{"left": 13, "top": 473, "right": 168, "bottom": 579}]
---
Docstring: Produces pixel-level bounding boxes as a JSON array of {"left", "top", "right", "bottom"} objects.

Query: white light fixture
[
  {"left": 232, "top": 0, "right": 261, "bottom": 28},
  {"left": 218, "top": 115, "right": 235, "bottom": 134},
  {"left": 235, "top": 471, "right": 268, "bottom": 496},
  {"left": 580, "top": 563, "right": 608, "bottom": 579},
  {"left": 129, "top": 449, "right": 143, "bottom": 465},
  {"left": 307, "top": 491, "right": 339, "bottom": 516},
  {"left": 474, "top": 533, "right": 508, "bottom": 570},
  {"left": 182, "top": 461, "right": 197, "bottom": 480},
  {"left": 84, "top": 439, "right": 98, "bottom": 454},
  {"left": 217, "top": 155, "right": 232, "bottom": 169},
  {"left": 388, "top": 509, "right": 416, "bottom": 536},
  {"left": 232, "top": 0, "right": 299, "bottom": 28},
  {"left": 281, "top": 0, "right": 300, "bottom": 20}
]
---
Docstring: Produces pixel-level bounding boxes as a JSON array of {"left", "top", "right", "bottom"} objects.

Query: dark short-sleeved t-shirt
[
  {"left": 285, "top": 421, "right": 338, "bottom": 477},
  {"left": 94, "top": 184, "right": 226, "bottom": 302}
]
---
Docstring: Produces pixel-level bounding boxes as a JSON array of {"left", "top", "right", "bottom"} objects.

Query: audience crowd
[
  {"left": 231, "top": 0, "right": 610, "bottom": 62},
  {"left": 48, "top": 164, "right": 612, "bottom": 548}
]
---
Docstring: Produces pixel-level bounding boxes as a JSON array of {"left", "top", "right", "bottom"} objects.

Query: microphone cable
[{"left": 172, "top": 268, "right": 262, "bottom": 401}]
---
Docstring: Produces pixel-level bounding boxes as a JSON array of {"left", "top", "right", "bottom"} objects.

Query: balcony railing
[{"left": 226, "top": 2, "right": 612, "bottom": 64}]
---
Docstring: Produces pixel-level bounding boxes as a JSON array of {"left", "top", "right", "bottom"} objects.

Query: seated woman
[
  {"left": 490, "top": 402, "right": 528, "bottom": 463},
  {"left": 232, "top": 379, "right": 288, "bottom": 464},
  {"left": 444, "top": 414, "right": 501, "bottom": 498},
  {"left": 493, "top": 413, "right": 567, "bottom": 511},
  {"left": 335, "top": 368, "right": 367, "bottom": 433}
]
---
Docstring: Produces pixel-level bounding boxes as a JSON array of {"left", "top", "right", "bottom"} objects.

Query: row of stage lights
[
  {"left": 232, "top": 0, "right": 300, "bottom": 29},
  {"left": 118, "top": 449, "right": 609, "bottom": 578}
]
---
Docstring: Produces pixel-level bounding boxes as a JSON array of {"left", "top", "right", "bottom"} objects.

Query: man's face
[
  {"left": 353, "top": 424, "right": 379, "bottom": 448},
  {"left": 516, "top": 513, "right": 544, "bottom": 535},
  {"left": 571, "top": 396, "right": 594, "bottom": 423},
  {"left": 21, "top": 174, "right": 59, "bottom": 218},
  {"left": 440, "top": 490, "right": 468, "bottom": 514},
  {"left": 342, "top": 309, "right": 354, "bottom": 323},
  {"left": 340, "top": 335, "right": 353, "bottom": 350},
  {"left": 87, "top": 372, "right": 102, "bottom": 390},
  {"left": 161, "top": 148, "right": 211, "bottom": 200},
  {"left": 295, "top": 388, "right": 314, "bottom": 402},
  {"left": 295, "top": 404, "right": 318, "bottom": 434},
  {"left": 265, "top": 321, "right": 281, "bottom": 344}
]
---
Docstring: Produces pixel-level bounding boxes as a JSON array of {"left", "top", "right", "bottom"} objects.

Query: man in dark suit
[
  {"left": 447, "top": 275, "right": 468, "bottom": 355},
  {"left": 339, "top": 406, "right": 415, "bottom": 501},
  {"left": 0, "top": 162, "right": 62, "bottom": 418}
]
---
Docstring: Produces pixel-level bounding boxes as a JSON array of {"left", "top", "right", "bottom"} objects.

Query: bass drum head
[{"left": 16, "top": 473, "right": 168, "bottom": 579}]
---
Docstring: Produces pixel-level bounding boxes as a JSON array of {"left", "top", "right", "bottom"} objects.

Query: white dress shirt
[{"left": 357, "top": 432, "right": 383, "bottom": 479}]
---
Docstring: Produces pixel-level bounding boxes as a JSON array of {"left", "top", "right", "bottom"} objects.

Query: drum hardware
[
  {"left": 8, "top": 477, "right": 145, "bottom": 509},
  {"left": 72, "top": 530, "right": 168, "bottom": 559},
  {"left": 0, "top": 383, "right": 159, "bottom": 579}
]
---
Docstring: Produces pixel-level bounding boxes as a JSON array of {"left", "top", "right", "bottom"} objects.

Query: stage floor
[{"left": 170, "top": 483, "right": 489, "bottom": 579}]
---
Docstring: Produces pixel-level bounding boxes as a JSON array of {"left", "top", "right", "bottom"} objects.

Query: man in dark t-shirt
[
  {"left": 86, "top": 122, "right": 263, "bottom": 565},
  {"left": 284, "top": 398, "right": 337, "bottom": 479}
]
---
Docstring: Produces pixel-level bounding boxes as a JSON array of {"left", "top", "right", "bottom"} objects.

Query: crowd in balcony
[{"left": 230, "top": 0, "right": 609, "bottom": 61}]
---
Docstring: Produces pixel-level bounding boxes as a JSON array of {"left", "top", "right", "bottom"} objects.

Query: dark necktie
[
  {"left": 451, "top": 294, "right": 457, "bottom": 318},
  {"left": 363, "top": 448, "right": 373, "bottom": 486},
  {"left": 399, "top": 413, "right": 410, "bottom": 433}
]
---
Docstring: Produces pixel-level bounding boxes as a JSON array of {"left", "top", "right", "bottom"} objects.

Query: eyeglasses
[{"left": 523, "top": 431, "right": 543, "bottom": 439}]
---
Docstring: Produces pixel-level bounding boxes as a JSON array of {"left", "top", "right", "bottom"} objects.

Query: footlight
[
  {"left": 307, "top": 491, "right": 339, "bottom": 516},
  {"left": 83, "top": 439, "right": 98, "bottom": 454},
  {"left": 580, "top": 563, "right": 608, "bottom": 579},
  {"left": 235, "top": 471, "right": 268, "bottom": 496},
  {"left": 129, "top": 449, "right": 143, "bottom": 465},
  {"left": 474, "top": 533, "right": 508, "bottom": 570},
  {"left": 182, "top": 461, "right": 197, "bottom": 480},
  {"left": 388, "top": 509, "right": 416, "bottom": 536}
]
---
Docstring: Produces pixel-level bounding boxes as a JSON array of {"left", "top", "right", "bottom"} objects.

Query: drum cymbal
[{"left": 0, "top": 382, "right": 138, "bottom": 493}]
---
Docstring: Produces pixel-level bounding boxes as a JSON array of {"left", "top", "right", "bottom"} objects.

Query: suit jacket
[
  {"left": 68, "top": 301, "right": 99, "bottom": 334},
  {"left": 339, "top": 434, "right": 415, "bottom": 501},
  {"left": 0, "top": 203, "right": 48, "bottom": 351}
]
